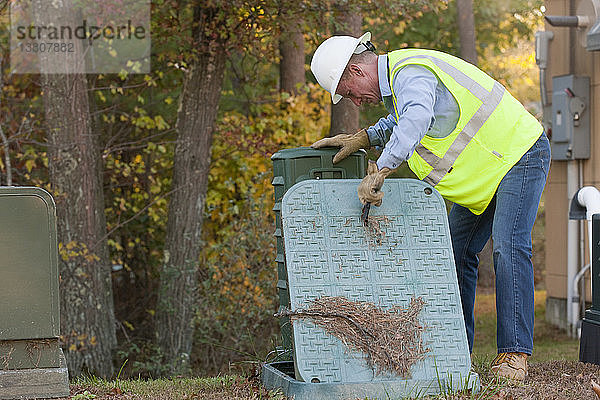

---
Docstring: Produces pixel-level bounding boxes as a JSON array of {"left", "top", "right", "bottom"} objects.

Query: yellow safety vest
[{"left": 387, "top": 49, "right": 543, "bottom": 214}]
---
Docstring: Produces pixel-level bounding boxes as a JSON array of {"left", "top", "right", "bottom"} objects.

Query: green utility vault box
[
  {"left": 271, "top": 147, "right": 366, "bottom": 355},
  {"left": 0, "top": 187, "right": 69, "bottom": 399}
]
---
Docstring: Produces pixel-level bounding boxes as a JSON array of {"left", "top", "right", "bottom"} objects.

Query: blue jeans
[{"left": 448, "top": 132, "right": 550, "bottom": 355}]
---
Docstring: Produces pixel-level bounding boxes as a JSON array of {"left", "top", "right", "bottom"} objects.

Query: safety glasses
[{"left": 354, "top": 41, "right": 376, "bottom": 54}]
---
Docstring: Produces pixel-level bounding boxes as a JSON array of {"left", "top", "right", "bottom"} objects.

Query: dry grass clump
[{"left": 283, "top": 296, "right": 428, "bottom": 377}]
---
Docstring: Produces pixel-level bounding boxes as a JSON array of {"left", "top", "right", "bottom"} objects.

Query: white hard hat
[{"left": 311, "top": 32, "right": 372, "bottom": 104}]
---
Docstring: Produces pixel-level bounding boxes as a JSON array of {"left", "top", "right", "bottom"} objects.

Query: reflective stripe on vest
[{"left": 390, "top": 55, "right": 505, "bottom": 187}]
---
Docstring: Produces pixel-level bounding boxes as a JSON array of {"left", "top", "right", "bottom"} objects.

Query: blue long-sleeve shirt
[{"left": 367, "top": 54, "right": 460, "bottom": 170}]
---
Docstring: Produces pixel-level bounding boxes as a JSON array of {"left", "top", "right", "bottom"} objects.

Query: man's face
[{"left": 335, "top": 65, "right": 381, "bottom": 107}]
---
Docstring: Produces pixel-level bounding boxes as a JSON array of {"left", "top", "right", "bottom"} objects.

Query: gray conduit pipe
[
  {"left": 573, "top": 263, "right": 591, "bottom": 337},
  {"left": 567, "top": 163, "right": 579, "bottom": 337}
]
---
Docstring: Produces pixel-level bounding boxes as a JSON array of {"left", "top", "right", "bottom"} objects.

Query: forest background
[{"left": 0, "top": 0, "right": 544, "bottom": 379}]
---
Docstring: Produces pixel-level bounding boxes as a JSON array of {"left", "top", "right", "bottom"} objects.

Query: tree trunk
[
  {"left": 36, "top": 0, "right": 115, "bottom": 378},
  {"left": 41, "top": 73, "right": 116, "bottom": 378},
  {"left": 456, "top": 0, "right": 478, "bottom": 65},
  {"left": 330, "top": 11, "right": 361, "bottom": 135},
  {"left": 279, "top": 15, "right": 305, "bottom": 94},
  {"left": 155, "top": 4, "right": 227, "bottom": 374}
]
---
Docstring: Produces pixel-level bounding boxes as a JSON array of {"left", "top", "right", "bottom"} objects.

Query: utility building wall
[{"left": 544, "top": 0, "right": 595, "bottom": 329}]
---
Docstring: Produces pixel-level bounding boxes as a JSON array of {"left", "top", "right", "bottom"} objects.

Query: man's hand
[
  {"left": 311, "top": 129, "right": 370, "bottom": 164},
  {"left": 357, "top": 161, "right": 394, "bottom": 206}
]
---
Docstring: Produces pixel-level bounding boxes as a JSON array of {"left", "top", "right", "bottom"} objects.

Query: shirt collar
[{"left": 378, "top": 54, "right": 392, "bottom": 97}]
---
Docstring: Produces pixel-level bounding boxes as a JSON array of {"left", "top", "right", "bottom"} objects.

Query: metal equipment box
[
  {"left": 0, "top": 187, "right": 69, "bottom": 399},
  {"left": 579, "top": 214, "right": 600, "bottom": 365},
  {"left": 551, "top": 75, "right": 590, "bottom": 160},
  {"left": 271, "top": 148, "right": 366, "bottom": 354}
]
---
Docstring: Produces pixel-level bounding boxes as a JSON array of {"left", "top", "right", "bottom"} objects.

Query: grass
[
  {"left": 471, "top": 289, "right": 579, "bottom": 364},
  {"left": 56, "top": 289, "right": 588, "bottom": 400},
  {"left": 65, "top": 375, "right": 287, "bottom": 399}
]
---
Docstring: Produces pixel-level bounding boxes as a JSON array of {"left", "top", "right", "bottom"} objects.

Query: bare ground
[{"left": 467, "top": 360, "right": 600, "bottom": 400}]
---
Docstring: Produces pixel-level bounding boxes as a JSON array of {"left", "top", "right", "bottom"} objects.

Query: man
[{"left": 310, "top": 32, "right": 550, "bottom": 381}]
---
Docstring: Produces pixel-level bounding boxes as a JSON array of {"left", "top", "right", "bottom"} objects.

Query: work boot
[{"left": 490, "top": 352, "right": 528, "bottom": 381}]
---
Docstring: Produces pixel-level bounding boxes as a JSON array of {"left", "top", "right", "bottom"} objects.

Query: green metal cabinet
[
  {"left": 271, "top": 147, "right": 366, "bottom": 355},
  {"left": 0, "top": 188, "right": 59, "bottom": 341},
  {"left": 0, "top": 187, "right": 69, "bottom": 399}
]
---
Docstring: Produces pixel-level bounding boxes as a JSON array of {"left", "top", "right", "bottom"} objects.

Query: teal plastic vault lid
[{"left": 281, "top": 179, "right": 475, "bottom": 392}]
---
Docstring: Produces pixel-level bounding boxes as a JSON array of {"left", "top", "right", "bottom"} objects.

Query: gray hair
[{"left": 340, "top": 51, "right": 377, "bottom": 82}]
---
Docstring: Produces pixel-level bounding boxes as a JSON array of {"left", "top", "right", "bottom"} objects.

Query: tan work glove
[
  {"left": 358, "top": 160, "right": 394, "bottom": 206},
  {"left": 311, "top": 129, "right": 370, "bottom": 164}
]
